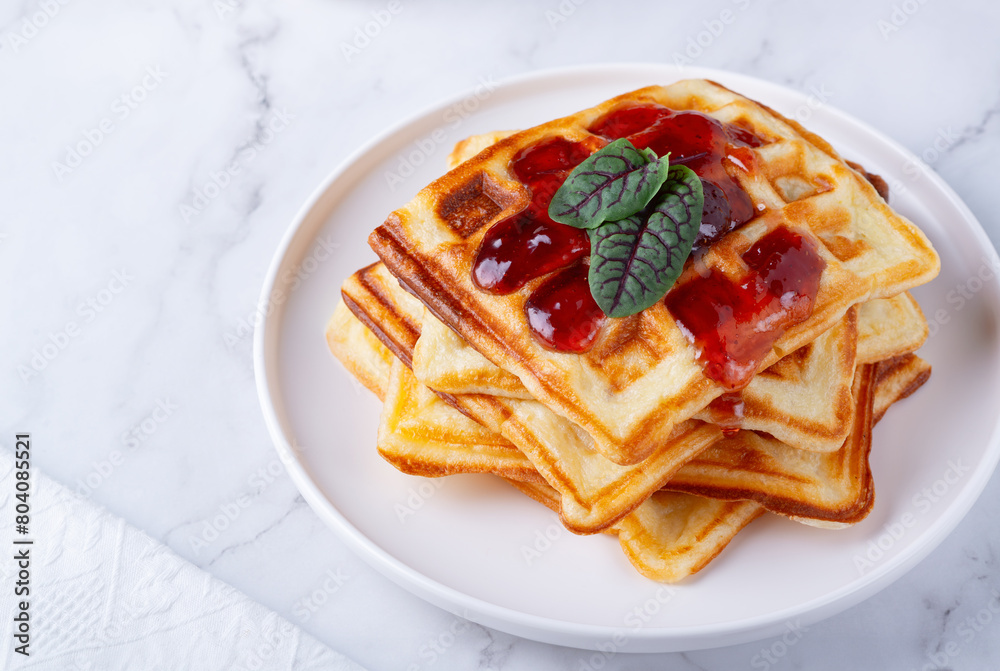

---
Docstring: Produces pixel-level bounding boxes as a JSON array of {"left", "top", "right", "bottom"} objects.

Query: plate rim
[{"left": 253, "top": 62, "right": 1000, "bottom": 651}]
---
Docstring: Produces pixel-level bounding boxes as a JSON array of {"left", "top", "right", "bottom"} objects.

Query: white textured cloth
[{"left": 0, "top": 450, "right": 366, "bottom": 671}]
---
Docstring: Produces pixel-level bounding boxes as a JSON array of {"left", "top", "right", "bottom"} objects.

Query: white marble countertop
[{"left": 3, "top": 0, "right": 1000, "bottom": 668}]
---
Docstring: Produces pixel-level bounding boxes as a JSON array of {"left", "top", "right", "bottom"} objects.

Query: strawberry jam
[
  {"left": 472, "top": 137, "right": 594, "bottom": 294},
  {"left": 665, "top": 227, "right": 825, "bottom": 391},
  {"left": 590, "top": 104, "right": 761, "bottom": 253},
  {"left": 524, "top": 263, "right": 606, "bottom": 353},
  {"left": 472, "top": 105, "right": 763, "bottom": 353},
  {"left": 706, "top": 392, "right": 746, "bottom": 437}
]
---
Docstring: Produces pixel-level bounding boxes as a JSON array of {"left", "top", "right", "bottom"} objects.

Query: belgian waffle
[
  {"left": 327, "top": 294, "right": 930, "bottom": 579},
  {"left": 508, "top": 478, "right": 765, "bottom": 584},
  {"left": 415, "top": 301, "right": 864, "bottom": 452},
  {"left": 335, "top": 261, "right": 928, "bottom": 530},
  {"left": 370, "top": 80, "right": 939, "bottom": 465},
  {"left": 413, "top": 125, "right": 929, "bottom": 453},
  {"left": 342, "top": 262, "right": 723, "bottom": 532},
  {"left": 412, "top": 292, "right": 925, "bottom": 451}
]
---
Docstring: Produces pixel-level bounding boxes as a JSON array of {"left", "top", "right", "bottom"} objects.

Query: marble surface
[{"left": 2, "top": 0, "right": 1000, "bottom": 668}]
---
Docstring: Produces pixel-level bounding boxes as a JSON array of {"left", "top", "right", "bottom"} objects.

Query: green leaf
[
  {"left": 548, "top": 138, "right": 670, "bottom": 229},
  {"left": 588, "top": 165, "right": 704, "bottom": 319}
]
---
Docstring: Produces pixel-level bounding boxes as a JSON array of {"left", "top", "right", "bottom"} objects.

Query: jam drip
[
  {"left": 706, "top": 392, "right": 745, "bottom": 437},
  {"left": 589, "top": 105, "right": 761, "bottom": 252},
  {"left": 665, "top": 227, "right": 826, "bottom": 391},
  {"left": 472, "top": 138, "right": 593, "bottom": 294},
  {"left": 525, "top": 264, "right": 606, "bottom": 353}
]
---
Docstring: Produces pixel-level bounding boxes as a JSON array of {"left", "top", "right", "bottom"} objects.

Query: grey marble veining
[{"left": 2, "top": 0, "right": 999, "bottom": 669}]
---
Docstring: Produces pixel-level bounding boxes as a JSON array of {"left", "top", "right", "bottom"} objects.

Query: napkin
[{"left": 0, "top": 449, "right": 367, "bottom": 670}]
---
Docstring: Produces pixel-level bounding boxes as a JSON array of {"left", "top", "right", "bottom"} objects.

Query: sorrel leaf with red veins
[
  {"left": 548, "top": 138, "right": 670, "bottom": 229},
  {"left": 588, "top": 165, "right": 703, "bottom": 319}
]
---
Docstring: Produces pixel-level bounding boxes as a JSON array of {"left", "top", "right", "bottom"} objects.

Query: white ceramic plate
[{"left": 254, "top": 64, "right": 1000, "bottom": 652}]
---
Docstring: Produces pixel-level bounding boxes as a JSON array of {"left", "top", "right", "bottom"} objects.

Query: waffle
[
  {"left": 422, "top": 128, "right": 927, "bottom": 414},
  {"left": 413, "top": 291, "right": 926, "bottom": 451},
  {"left": 665, "top": 362, "right": 878, "bottom": 527},
  {"left": 328, "top": 294, "right": 930, "bottom": 579},
  {"left": 415, "top": 302, "right": 863, "bottom": 452},
  {"left": 342, "top": 263, "right": 720, "bottom": 532},
  {"left": 326, "top": 300, "right": 393, "bottom": 398},
  {"left": 520, "top": 353, "right": 930, "bottom": 583},
  {"left": 335, "top": 261, "right": 929, "bottom": 528},
  {"left": 856, "top": 292, "right": 928, "bottom": 364},
  {"left": 508, "top": 478, "right": 765, "bottom": 583},
  {"left": 370, "top": 80, "right": 939, "bottom": 466},
  {"left": 413, "top": 309, "right": 532, "bottom": 399},
  {"left": 378, "top": 357, "right": 541, "bottom": 482}
]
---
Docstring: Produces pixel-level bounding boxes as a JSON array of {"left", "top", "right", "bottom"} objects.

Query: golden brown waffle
[
  {"left": 421, "top": 125, "right": 926, "bottom": 453},
  {"left": 413, "top": 309, "right": 532, "bottom": 399},
  {"left": 326, "top": 300, "right": 393, "bottom": 398},
  {"left": 333, "top": 262, "right": 930, "bottom": 527},
  {"left": 342, "top": 262, "right": 721, "bottom": 533},
  {"left": 370, "top": 79, "right": 940, "bottom": 466},
  {"left": 614, "top": 492, "right": 764, "bottom": 582},
  {"left": 857, "top": 292, "right": 928, "bottom": 364},
  {"left": 507, "top": 478, "right": 765, "bottom": 583},
  {"left": 416, "top": 306, "right": 864, "bottom": 453},
  {"left": 334, "top": 298, "right": 765, "bottom": 580},
  {"left": 873, "top": 353, "right": 932, "bottom": 423},
  {"left": 378, "top": 357, "right": 541, "bottom": 483},
  {"left": 412, "top": 293, "right": 926, "bottom": 451},
  {"left": 508, "top": 351, "right": 925, "bottom": 580},
  {"left": 500, "top": 353, "right": 929, "bottom": 579},
  {"left": 414, "top": 301, "right": 861, "bottom": 452},
  {"left": 327, "top": 293, "right": 930, "bottom": 579},
  {"left": 665, "top": 363, "right": 878, "bottom": 527},
  {"left": 692, "top": 310, "right": 858, "bottom": 452}
]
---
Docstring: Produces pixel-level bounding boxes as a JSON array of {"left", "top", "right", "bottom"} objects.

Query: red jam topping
[
  {"left": 525, "top": 263, "right": 606, "bottom": 353},
  {"left": 590, "top": 104, "right": 761, "bottom": 253},
  {"left": 472, "top": 105, "right": 763, "bottom": 353},
  {"left": 665, "top": 227, "right": 825, "bottom": 391},
  {"left": 472, "top": 138, "right": 593, "bottom": 294},
  {"left": 705, "top": 392, "right": 746, "bottom": 437}
]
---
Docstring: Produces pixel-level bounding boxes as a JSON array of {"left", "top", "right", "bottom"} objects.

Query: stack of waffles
[{"left": 327, "top": 80, "right": 940, "bottom": 582}]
